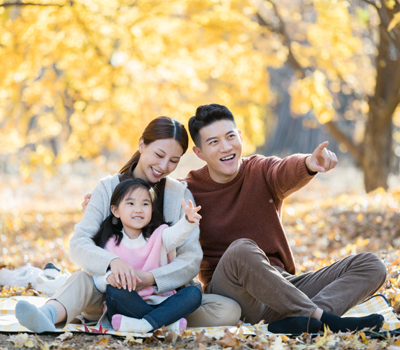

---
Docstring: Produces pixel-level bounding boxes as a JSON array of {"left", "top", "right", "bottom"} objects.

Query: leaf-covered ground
[{"left": 0, "top": 166, "right": 399, "bottom": 348}]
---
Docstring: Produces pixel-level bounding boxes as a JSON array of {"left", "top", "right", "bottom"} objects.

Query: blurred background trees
[
  {"left": 1, "top": 0, "right": 399, "bottom": 192},
  {"left": 257, "top": 0, "right": 400, "bottom": 192}
]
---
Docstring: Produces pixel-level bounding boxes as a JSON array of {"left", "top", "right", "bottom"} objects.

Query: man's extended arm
[{"left": 264, "top": 141, "right": 338, "bottom": 201}]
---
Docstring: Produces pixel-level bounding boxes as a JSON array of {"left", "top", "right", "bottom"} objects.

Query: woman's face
[{"left": 134, "top": 138, "right": 184, "bottom": 183}]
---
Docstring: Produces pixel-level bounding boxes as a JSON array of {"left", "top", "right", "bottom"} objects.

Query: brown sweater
[{"left": 184, "top": 154, "right": 315, "bottom": 290}]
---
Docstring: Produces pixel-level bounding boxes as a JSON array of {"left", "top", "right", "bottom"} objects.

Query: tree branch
[
  {"left": 364, "top": 0, "right": 400, "bottom": 51},
  {"left": 0, "top": 2, "right": 66, "bottom": 7},
  {"left": 382, "top": 92, "right": 400, "bottom": 127},
  {"left": 255, "top": 1, "right": 305, "bottom": 78},
  {"left": 361, "top": 0, "right": 378, "bottom": 10},
  {"left": 70, "top": 3, "right": 111, "bottom": 65}
]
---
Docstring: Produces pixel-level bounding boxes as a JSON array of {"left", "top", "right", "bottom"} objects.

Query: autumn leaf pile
[
  {"left": 0, "top": 168, "right": 400, "bottom": 348},
  {"left": 2, "top": 325, "right": 400, "bottom": 350}
]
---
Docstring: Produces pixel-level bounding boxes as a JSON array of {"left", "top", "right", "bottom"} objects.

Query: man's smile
[{"left": 220, "top": 154, "right": 236, "bottom": 163}]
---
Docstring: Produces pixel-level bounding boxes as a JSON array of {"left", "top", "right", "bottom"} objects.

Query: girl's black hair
[{"left": 92, "top": 178, "right": 167, "bottom": 248}]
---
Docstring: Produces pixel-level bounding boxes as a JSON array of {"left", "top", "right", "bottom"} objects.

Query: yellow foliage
[
  {"left": 0, "top": 0, "right": 271, "bottom": 174},
  {"left": 0, "top": 0, "right": 396, "bottom": 177},
  {"left": 290, "top": 70, "right": 334, "bottom": 124},
  {"left": 386, "top": 0, "right": 397, "bottom": 10},
  {"left": 388, "top": 11, "right": 400, "bottom": 32}
]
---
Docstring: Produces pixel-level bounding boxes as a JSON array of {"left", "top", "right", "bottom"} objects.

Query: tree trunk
[
  {"left": 361, "top": 13, "right": 400, "bottom": 192},
  {"left": 362, "top": 107, "right": 392, "bottom": 192}
]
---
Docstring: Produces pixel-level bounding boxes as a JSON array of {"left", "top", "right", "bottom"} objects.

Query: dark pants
[
  {"left": 106, "top": 285, "right": 202, "bottom": 330},
  {"left": 208, "top": 238, "right": 387, "bottom": 324}
]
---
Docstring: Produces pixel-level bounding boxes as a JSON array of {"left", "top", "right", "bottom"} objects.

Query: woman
[{"left": 15, "top": 116, "right": 241, "bottom": 333}]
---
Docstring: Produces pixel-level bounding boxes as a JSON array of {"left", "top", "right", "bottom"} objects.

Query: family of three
[{"left": 16, "top": 104, "right": 387, "bottom": 334}]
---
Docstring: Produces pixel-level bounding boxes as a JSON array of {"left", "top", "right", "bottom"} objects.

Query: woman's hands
[
  {"left": 81, "top": 194, "right": 91, "bottom": 213},
  {"left": 108, "top": 259, "right": 139, "bottom": 292},
  {"left": 181, "top": 198, "right": 202, "bottom": 225},
  {"left": 108, "top": 258, "right": 155, "bottom": 292}
]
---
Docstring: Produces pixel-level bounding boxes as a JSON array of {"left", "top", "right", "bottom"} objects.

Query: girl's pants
[
  {"left": 49, "top": 271, "right": 241, "bottom": 327},
  {"left": 207, "top": 238, "right": 387, "bottom": 324},
  {"left": 106, "top": 285, "right": 201, "bottom": 329}
]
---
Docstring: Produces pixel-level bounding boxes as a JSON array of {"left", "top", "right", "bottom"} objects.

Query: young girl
[{"left": 92, "top": 177, "right": 202, "bottom": 333}]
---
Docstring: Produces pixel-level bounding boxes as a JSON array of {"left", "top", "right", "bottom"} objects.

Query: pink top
[{"left": 105, "top": 224, "right": 176, "bottom": 299}]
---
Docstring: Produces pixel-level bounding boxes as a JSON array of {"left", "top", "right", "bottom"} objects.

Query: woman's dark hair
[
  {"left": 119, "top": 116, "right": 189, "bottom": 177},
  {"left": 92, "top": 178, "right": 167, "bottom": 248}
]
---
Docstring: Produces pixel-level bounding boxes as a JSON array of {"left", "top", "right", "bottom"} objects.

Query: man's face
[{"left": 193, "top": 119, "right": 243, "bottom": 183}]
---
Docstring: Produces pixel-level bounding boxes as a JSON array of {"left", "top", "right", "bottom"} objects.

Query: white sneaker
[
  {"left": 0, "top": 264, "right": 43, "bottom": 288},
  {"left": 0, "top": 268, "right": 13, "bottom": 286},
  {"left": 36, "top": 270, "right": 71, "bottom": 296}
]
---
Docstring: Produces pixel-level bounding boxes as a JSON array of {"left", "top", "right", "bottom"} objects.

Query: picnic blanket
[{"left": 0, "top": 294, "right": 398, "bottom": 337}]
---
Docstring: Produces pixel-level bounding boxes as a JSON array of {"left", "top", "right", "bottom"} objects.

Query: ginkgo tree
[
  {"left": 1, "top": 0, "right": 400, "bottom": 192},
  {"left": 255, "top": 0, "right": 400, "bottom": 192},
  {"left": 0, "top": 0, "right": 274, "bottom": 176}
]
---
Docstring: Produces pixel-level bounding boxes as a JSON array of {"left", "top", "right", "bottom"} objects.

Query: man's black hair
[{"left": 188, "top": 104, "right": 236, "bottom": 147}]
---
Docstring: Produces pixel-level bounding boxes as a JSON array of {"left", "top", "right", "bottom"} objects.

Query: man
[{"left": 184, "top": 103, "right": 386, "bottom": 334}]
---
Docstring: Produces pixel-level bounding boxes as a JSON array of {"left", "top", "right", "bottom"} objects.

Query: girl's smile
[{"left": 111, "top": 187, "right": 152, "bottom": 239}]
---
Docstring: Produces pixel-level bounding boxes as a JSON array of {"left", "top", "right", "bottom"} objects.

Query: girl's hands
[
  {"left": 106, "top": 273, "right": 120, "bottom": 288},
  {"left": 181, "top": 198, "right": 202, "bottom": 225},
  {"left": 109, "top": 258, "right": 142, "bottom": 292},
  {"left": 135, "top": 270, "right": 155, "bottom": 291}
]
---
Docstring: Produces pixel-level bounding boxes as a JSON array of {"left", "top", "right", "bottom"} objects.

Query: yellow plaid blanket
[{"left": 0, "top": 294, "right": 398, "bottom": 337}]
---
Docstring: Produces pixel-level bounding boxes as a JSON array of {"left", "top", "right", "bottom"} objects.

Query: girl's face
[
  {"left": 134, "top": 138, "right": 184, "bottom": 183},
  {"left": 111, "top": 187, "right": 152, "bottom": 239}
]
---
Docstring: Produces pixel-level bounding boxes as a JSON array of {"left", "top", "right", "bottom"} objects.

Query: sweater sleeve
[
  {"left": 162, "top": 216, "right": 197, "bottom": 253},
  {"left": 151, "top": 187, "right": 202, "bottom": 294},
  {"left": 263, "top": 154, "right": 316, "bottom": 202},
  {"left": 92, "top": 271, "right": 112, "bottom": 293},
  {"left": 69, "top": 180, "right": 120, "bottom": 275}
]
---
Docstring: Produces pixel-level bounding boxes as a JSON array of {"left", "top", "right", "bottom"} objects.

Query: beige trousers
[
  {"left": 50, "top": 270, "right": 241, "bottom": 327},
  {"left": 207, "top": 239, "right": 387, "bottom": 324}
]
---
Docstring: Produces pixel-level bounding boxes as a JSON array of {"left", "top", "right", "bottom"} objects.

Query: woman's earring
[{"left": 111, "top": 217, "right": 119, "bottom": 225}]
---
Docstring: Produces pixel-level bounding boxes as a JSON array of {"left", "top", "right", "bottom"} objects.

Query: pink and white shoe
[{"left": 165, "top": 318, "right": 187, "bottom": 334}]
